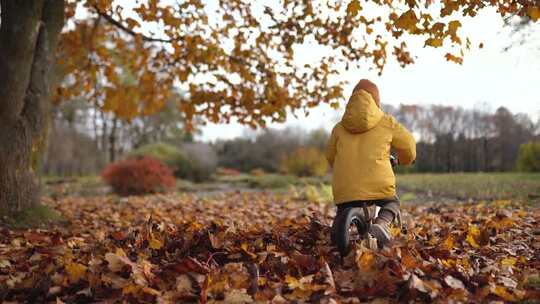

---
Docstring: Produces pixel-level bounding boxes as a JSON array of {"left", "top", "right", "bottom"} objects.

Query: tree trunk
[
  {"left": 109, "top": 117, "right": 118, "bottom": 162},
  {"left": 0, "top": 0, "right": 64, "bottom": 218},
  {"left": 483, "top": 137, "right": 489, "bottom": 171}
]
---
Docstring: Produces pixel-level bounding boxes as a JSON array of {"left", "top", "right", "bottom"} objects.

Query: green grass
[
  {"left": 1, "top": 204, "right": 64, "bottom": 229},
  {"left": 289, "top": 184, "right": 334, "bottom": 204},
  {"left": 43, "top": 175, "right": 108, "bottom": 197},
  {"left": 397, "top": 172, "right": 540, "bottom": 201},
  {"left": 41, "top": 172, "right": 540, "bottom": 204},
  {"left": 247, "top": 174, "right": 300, "bottom": 189}
]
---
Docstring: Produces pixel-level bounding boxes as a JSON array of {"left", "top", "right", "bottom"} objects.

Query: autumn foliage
[
  {"left": 517, "top": 142, "right": 540, "bottom": 172},
  {"left": 101, "top": 157, "right": 175, "bottom": 196},
  {"left": 56, "top": 1, "right": 540, "bottom": 128},
  {"left": 281, "top": 147, "right": 328, "bottom": 177},
  {"left": 2, "top": 192, "right": 539, "bottom": 302}
]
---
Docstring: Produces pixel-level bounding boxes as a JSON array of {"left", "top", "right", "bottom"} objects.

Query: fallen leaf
[
  {"left": 65, "top": 262, "right": 87, "bottom": 283},
  {"left": 444, "top": 275, "right": 465, "bottom": 290}
]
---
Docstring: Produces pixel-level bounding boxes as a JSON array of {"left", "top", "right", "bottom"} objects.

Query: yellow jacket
[{"left": 326, "top": 89, "right": 416, "bottom": 204}]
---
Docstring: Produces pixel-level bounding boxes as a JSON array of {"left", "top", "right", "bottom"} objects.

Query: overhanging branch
[{"left": 93, "top": 6, "right": 182, "bottom": 44}]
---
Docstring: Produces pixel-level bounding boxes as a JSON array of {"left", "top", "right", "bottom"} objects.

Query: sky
[{"left": 199, "top": 6, "right": 540, "bottom": 142}]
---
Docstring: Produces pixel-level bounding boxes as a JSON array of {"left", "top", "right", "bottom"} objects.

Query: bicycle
[{"left": 330, "top": 155, "right": 398, "bottom": 256}]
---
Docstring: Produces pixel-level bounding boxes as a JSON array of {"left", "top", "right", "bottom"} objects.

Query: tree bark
[
  {"left": 109, "top": 117, "right": 118, "bottom": 162},
  {"left": 0, "top": 0, "right": 64, "bottom": 218}
]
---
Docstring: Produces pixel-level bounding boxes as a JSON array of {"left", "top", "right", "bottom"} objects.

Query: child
[{"left": 326, "top": 79, "right": 416, "bottom": 246}]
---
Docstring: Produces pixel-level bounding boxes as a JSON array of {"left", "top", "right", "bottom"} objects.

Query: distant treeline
[
  {"left": 217, "top": 104, "right": 539, "bottom": 173},
  {"left": 42, "top": 99, "right": 539, "bottom": 176},
  {"left": 382, "top": 104, "right": 539, "bottom": 172}
]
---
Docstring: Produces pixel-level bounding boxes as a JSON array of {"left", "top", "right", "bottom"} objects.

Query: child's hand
[{"left": 390, "top": 155, "right": 398, "bottom": 167}]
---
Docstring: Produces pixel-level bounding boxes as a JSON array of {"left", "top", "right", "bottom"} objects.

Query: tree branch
[{"left": 93, "top": 6, "right": 182, "bottom": 44}]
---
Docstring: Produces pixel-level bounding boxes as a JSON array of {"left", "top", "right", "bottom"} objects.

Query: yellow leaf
[
  {"left": 65, "top": 262, "right": 87, "bottom": 283},
  {"left": 425, "top": 38, "right": 443, "bottom": 48},
  {"left": 149, "top": 237, "right": 163, "bottom": 250},
  {"left": 390, "top": 226, "right": 401, "bottom": 237},
  {"left": 466, "top": 225, "right": 480, "bottom": 248},
  {"left": 347, "top": 0, "right": 362, "bottom": 17},
  {"left": 285, "top": 275, "right": 304, "bottom": 290},
  {"left": 501, "top": 257, "right": 516, "bottom": 267},
  {"left": 528, "top": 7, "right": 540, "bottom": 22},
  {"left": 441, "top": 235, "right": 455, "bottom": 250},
  {"left": 241, "top": 243, "right": 249, "bottom": 251},
  {"left": 122, "top": 283, "right": 140, "bottom": 295},
  {"left": 357, "top": 251, "right": 375, "bottom": 270},
  {"left": 441, "top": 258, "right": 456, "bottom": 268},
  {"left": 240, "top": 243, "right": 257, "bottom": 259},
  {"left": 491, "top": 285, "right": 517, "bottom": 301}
]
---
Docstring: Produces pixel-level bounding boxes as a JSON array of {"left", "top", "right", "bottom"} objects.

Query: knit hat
[{"left": 352, "top": 79, "right": 380, "bottom": 107}]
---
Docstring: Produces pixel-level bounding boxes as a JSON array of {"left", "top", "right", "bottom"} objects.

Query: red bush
[{"left": 101, "top": 157, "right": 176, "bottom": 196}]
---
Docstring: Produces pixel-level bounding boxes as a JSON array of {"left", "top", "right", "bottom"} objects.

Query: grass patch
[
  {"left": 397, "top": 172, "right": 540, "bottom": 201},
  {"left": 1, "top": 204, "right": 64, "bottom": 229},
  {"left": 214, "top": 173, "right": 252, "bottom": 184},
  {"left": 399, "top": 192, "right": 418, "bottom": 202},
  {"left": 247, "top": 174, "right": 300, "bottom": 189},
  {"left": 44, "top": 175, "right": 107, "bottom": 197},
  {"left": 290, "top": 184, "right": 333, "bottom": 204}
]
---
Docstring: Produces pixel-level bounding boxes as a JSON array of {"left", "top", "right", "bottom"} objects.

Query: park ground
[{"left": 1, "top": 173, "right": 539, "bottom": 302}]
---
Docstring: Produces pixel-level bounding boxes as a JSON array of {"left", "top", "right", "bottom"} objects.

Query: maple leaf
[
  {"left": 2, "top": 188, "right": 539, "bottom": 302},
  {"left": 346, "top": 0, "right": 362, "bottom": 17},
  {"left": 425, "top": 38, "right": 443, "bottom": 48},
  {"left": 465, "top": 225, "right": 481, "bottom": 248},
  {"left": 394, "top": 10, "right": 419, "bottom": 33},
  {"left": 445, "top": 53, "right": 463, "bottom": 64},
  {"left": 148, "top": 236, "right": 163, "bottom": 250},
  {"left": 65, "top": 262, "right": 87, "bottom": 283},
  {"left": 440, "top": 235, "right": 455, "bottom": 250}
]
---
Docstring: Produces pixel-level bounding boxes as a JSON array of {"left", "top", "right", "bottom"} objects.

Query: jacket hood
[{"left": 341, "top": 89, "right": 384, "bottom": 134}]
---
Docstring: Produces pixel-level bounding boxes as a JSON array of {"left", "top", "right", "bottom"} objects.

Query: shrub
[
  {"left": 101, "top": 157, "right": 176, "bottom": 196},
  {"left": 281, "top": 147, "right": 328, "bottom": 177},
  {"left": 250, "top": 168, "right": 266, "bottom": 176},
  {"left": 215, "top": 128, "right": 305, "bottom": 173},
  {"left": 517, "top": 142, "right": 540, "bottom": 172},
  {"left": 178, "top": 143, "right": 218, "bottom": 182},
  {"left": 130, "top": 142, "right": 217, "bottom": 182},
  {"left": 129, "top": 143, "right": 187, "bottom": 172}
]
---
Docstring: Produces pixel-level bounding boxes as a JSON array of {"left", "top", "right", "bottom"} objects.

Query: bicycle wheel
[{"left": 331, "top": 207, "right": 369, "bottom": 256}]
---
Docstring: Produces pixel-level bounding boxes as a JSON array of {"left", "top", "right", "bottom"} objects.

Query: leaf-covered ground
[{"left": 1, "top": 193, "right": 539, "bottom": 303}]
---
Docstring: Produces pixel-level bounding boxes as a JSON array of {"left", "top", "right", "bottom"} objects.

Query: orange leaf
[
  {"left": 346, "top": 0, "right": 362, "bottom": 17},
  {"left": 425, "top": 38, "right": 443, "bottom": 48},
  {"left": 528, "top": 7, "right": 540, "bottom": 22}
]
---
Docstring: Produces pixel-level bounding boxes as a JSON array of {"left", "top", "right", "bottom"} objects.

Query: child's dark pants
[{"left": 336, "top": 197, "right": 400, "bottom": 224}]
